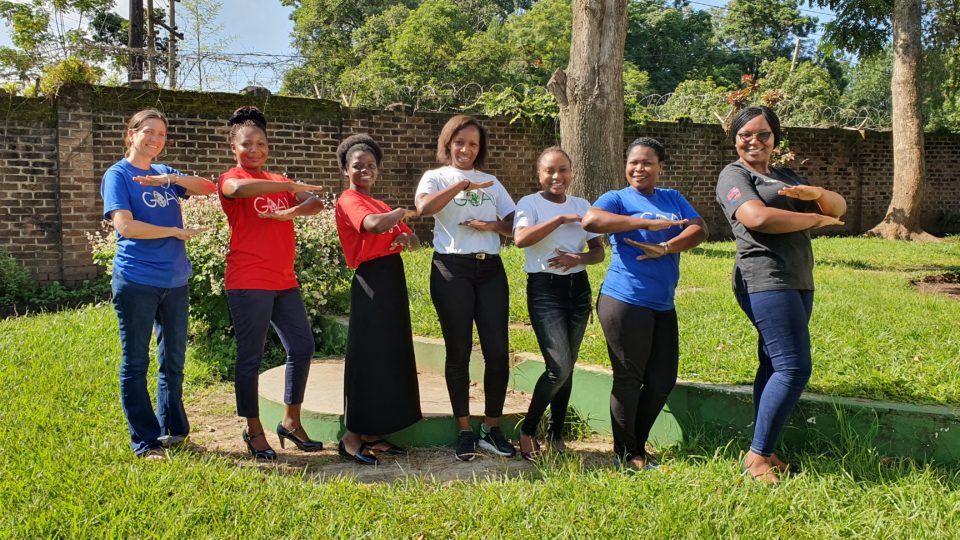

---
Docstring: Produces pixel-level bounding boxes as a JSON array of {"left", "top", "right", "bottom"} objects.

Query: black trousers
[
  {"left": 596, "top": 293, "right": 678, "bottom": 459},
  {"left": 430, "top": 253, "right": 510, "bottom": 419}
]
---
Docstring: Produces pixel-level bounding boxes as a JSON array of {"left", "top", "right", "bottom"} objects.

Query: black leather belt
[{"left": 438, "top": 252, "right": 500, "bottom": 260}]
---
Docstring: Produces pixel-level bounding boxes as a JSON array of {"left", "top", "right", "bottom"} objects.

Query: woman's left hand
[
  {"left": 778, "top": 185, "right": 823, "bottom": 201},
  {"left": 460, "top": 219, "right": 497, "bottom": 231},
  {"left": 133, "top": 174, "right": 175, "bottom": 187},
  {"left": 390, "top": 232, "right": 420, "bottom": 251},
  {"left": 622, "top": 237, "right": 668, "bottom": 260},
  {"left": 258, "top": 207, "right": 298, "bottom": 221},
  {"left": 547, "top": 249, "right": 583, "bottom": 271}
]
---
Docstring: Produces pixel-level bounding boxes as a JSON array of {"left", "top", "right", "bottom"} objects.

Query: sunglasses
[{"left": 737, "top": 131, "right": 773, "bottom": 143}]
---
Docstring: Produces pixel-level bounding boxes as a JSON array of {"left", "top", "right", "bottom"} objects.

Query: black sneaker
[
  {"left": 478, "top": 424, "right": 516, "bottom": 457},
  {"left": 455, "top": 430, "right": 479, "bottom": 462}
]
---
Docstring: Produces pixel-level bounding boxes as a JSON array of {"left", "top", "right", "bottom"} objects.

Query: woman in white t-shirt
[
  {"left": 415, "top": 115, "right": 517, "bottom": 462},
  {"left": 513, "top": 147, "right": 604, "bottom": 460}
]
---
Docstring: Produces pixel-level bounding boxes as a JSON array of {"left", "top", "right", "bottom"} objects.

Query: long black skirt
[{"left": 344, "top": 253, "right": 422, "bottom": 435}]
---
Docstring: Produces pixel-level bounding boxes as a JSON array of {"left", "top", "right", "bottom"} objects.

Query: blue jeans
[
  {"left": 735, "top": 289, "right": 814, "bottom": 456},
  {"left": 112, "top": 272, "right": 190, "bottom": 455},
  {"left": 521, "top": 271, "right": 591, "bottom": 438},
  {"left": 227, "top": 288, "right": 314, "bottom": 418}
]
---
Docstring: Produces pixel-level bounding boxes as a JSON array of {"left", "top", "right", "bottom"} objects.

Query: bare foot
[
  {"left": 519, "top": 433, "right": 540, "bottom": 460},
  {"left": 548, "top": 437, "right": 566, "bottom": 454}
]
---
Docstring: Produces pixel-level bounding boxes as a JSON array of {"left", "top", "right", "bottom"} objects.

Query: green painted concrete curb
[{"left": 261, "top": 317, "right": 960, "bottom": 463}]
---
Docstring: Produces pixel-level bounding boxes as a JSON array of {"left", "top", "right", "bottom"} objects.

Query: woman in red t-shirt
[
  {"left": 334, "top": 134, "right": 423, "bottom": 465},
  {"left": 218, "top": 106, "right": 326, "bottom": 460}
]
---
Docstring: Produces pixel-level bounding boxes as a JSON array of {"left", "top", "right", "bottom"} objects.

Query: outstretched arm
[
  {"left": 221, "top": 178, "right": 324, "bottom": 199},
  {"left": 415, "top": 179, "right": 493, "bottom": 217},
  {"left": 110, "top": 209, "right": 203, "bottom": 240},
  {"left": 777, "top": 185, "right": 847, "bottom": 218},
  {"left": 734, "top": 200, "right": 844, "bottom": 234},
  {"left": 581, "top": 208, "right": 688, "bottom": 234},
  {"left": 514, "top": 214, "right": 581, "bottom": 248},
  {"left": 133, "top": 173, "right": 216, "bottom": 196}
]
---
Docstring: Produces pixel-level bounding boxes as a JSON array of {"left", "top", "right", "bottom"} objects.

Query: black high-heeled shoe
[
  {"left": 276, "top": 423, "right": 324, "bottom": 452},
  {"left": 338, "top": 440, "right": 378, "bottom": 465},
  {"left": 242, "top": 428, "right": 277, "bottom": 461}
]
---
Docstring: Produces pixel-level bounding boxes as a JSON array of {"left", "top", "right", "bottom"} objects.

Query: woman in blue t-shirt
[
  {"left": 582, "top": 137, "right": 706, "bottom": 470},
  {"left": 100, "top": 109, "right": 216, "bottom": 459}
]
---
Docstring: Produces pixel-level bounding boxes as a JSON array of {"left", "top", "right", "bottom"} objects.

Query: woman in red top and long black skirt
[
  {"left": 334, "top": 134, "right": 423, "bottom": 465},
  {"left": 218, "top": 106, "right": 327, "bottom": 460}
]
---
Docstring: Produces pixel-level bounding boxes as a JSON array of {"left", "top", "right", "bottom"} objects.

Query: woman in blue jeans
[
  {"left": 716, "top": 106, "right": 846, "bottom": 482},
  {"left": 101, "top": 109, "right": 215, "bottom": 459},
  {"left": 513, "top": 147, "right": 604, "bottom": 460}
]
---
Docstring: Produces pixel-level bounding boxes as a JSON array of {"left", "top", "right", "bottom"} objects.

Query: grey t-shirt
[{"left": 715, "top": 161, "right": 820, "bottom": 293}]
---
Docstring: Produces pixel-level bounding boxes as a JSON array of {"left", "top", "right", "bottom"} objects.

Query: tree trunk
[
  {"left": 867, "top": 0, "right": 939, "bottom": 241},
  {"left": 546, "top": 0, "right": 628, "bottom": 202}
]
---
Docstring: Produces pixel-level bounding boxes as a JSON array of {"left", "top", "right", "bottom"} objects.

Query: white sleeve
[
  {"left": 494, "top": 180, "right": 517, "bottom": 219},
  {"left": 415, "top": 170, "right": 441, "bottom": 197},
  {"left": 577, "top": 198, "right": 602, "bottom": 240},
  {"left": 513, "top": 196, "right": 537, "bottom": 230}
]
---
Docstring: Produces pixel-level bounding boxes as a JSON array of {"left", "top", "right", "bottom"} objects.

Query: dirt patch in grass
[
  {"left": 182, "top": 384, "right": 616, "bottom": 484},
  {"left": 913, "top": 272, "right": 960, "bottom": 301}
]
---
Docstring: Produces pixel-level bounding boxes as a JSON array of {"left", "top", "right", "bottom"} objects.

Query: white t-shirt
[
  {"left": 415, "top": 166, "right": 516, "bottom": 254},
  {"left": 513, "top": 193, "right": 600, "bottom": 275}
]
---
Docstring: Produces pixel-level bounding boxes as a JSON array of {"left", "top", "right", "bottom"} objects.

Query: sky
[{"left": 0, "top": 0, "right": 835, "bottom": 93}]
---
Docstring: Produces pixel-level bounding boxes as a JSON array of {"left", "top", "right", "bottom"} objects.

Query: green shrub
[
  {"left": 0, "top": 249, "right": 33, "bottom": 305},
  {"left": 88, "top": 195, "right": 352, "bottom": 346}
]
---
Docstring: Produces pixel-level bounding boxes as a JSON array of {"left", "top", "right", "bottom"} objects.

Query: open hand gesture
[
  {"left": 642, "top": 218, "right": 688, "bottom": 231},
  {"left": 133, "top": 174, "right": 176, "bottom": 187},
  {"left": 390, "top": 232, "right": 420, "bottom": 251},
  {"left": 778, "top": 185, "right": 823, "bottom": 201},
  {"left": 172, "top": 227, "right": 205, "bottom": 241},
  {"left": 622, "top": 238, "right": 668, "bottom": 260},
  {"left": 813, "top": 215, "right": 844, "bottom": 228},
  {"left": 460, "top": 219, "right": 497, "bottom": 231},
  {"left": 287, "top": 182, "right": 325, "bottom": 193},
  {"left": 461, "top": 180, "right": 494, "bottom": 191},
  {"left": 258, "top": 207, "right": 298, "bottom": 221},
  {"left": 548, "top": 249, "right": 583, "bottom": 271}
]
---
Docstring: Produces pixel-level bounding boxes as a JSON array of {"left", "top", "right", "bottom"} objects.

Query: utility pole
[
  {"left": 128, "top": 0, "right": 145, "bottom": 81},
  {"left": 790, "top": 37, "right": 802, "bottom": 73},
  {"left": 146, "top": 0, "right": 156, "bottom": 82}
]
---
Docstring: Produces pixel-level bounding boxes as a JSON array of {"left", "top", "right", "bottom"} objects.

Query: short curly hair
[{"left": 336, "top": 133, "right": 383, "bottom": 171}]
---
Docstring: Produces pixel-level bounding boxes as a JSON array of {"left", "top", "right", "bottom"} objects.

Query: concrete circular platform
[{"left": 258, "top": 358, "right": 531, "bottom": 447}]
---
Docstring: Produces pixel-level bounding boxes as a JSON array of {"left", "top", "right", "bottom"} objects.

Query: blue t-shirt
[
  {"left": 100, "top": 159, "right": 191, "bottom": 288},
  {"left": 594, "top": 187, "right": 701, "bottom": 311}
]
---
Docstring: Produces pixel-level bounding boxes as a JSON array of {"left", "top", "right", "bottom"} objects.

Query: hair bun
[{"left": 228, "top": 106, "right": 267, "bottom": 131}]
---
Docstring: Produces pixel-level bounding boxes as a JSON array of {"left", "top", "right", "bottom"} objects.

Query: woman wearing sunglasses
[{"left": 715, "top": 106, "right": 846, "bottom": 483}]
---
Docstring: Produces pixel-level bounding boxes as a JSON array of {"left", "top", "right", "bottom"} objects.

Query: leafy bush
[
  {"left": 0, "top": 249, "right": 33, "bottom": 305},
  {"left": 88, "top": 195, "right": 352, "bottom": 343}
]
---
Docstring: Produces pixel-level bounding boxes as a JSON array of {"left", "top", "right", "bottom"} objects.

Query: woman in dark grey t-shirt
[{"left": 715, "top": 106, "right": 846, "bottom": 483}]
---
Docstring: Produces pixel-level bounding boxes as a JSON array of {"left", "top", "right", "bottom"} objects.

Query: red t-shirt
[
  {"left": 218, "top": 166, "right": 299, "bottom": 290},
  {"left": 335, "top": 189, "right": 411, "bottom": 269}
]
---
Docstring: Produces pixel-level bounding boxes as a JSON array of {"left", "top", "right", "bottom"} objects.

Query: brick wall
[{"left": 1, "top": 84, "right": 958, "bottom": 285}]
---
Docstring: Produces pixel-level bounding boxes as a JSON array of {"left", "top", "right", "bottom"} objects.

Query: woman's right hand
[
  {"left": 461, "top": 179, "right": 494, "bottom": 191},
  {"left": 287, "top": 182, "right": 325, "bottom": 193},
  {"left": 813, "top": 214, "right": 844, "bottom": 228},
  {"left": 172, "top": 227, "right": 205, "bottom": 240},
  {"left": 641, "top": 218, "right": 688, "bottom": 231}
]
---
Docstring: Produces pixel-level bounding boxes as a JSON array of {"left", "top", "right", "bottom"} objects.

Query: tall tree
[
  {"left": 176, "top": 0, "right": 228, "bottom": 91},
  {"left": 547, "top": 0, "right": 628, "bottom": 201},
  {"left": 814, "top": 0, "right": 936, "bottom": 240},
  {"left": 717, "top": 0, "right": 816, "bottom": 73}
]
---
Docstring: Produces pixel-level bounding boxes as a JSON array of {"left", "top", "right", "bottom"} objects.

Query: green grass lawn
[
  {"left": 2, "top": 304, "right": 960, "bottom": 536},
  {"left": 405, "top": 237, "right": 960, "bottom": 405}
]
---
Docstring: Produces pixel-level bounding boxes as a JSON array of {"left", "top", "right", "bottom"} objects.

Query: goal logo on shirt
[
  {"left": 253, "top": 196, "right": 290, "bottom": 214},
  {"left": 142, "top": 189, "right": 178, "bottom": 208},
  {"left": 454, "top": 190, "right": 493, "bottom": 207}
]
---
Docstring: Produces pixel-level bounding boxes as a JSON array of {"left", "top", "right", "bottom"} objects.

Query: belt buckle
[{"left": 476, "top": 253, "right": 486, "bottom": 260}]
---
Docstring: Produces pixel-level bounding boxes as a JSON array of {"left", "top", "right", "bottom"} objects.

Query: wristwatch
[{"left": 658, "top": 241, "right": 670, "bottom": 254}]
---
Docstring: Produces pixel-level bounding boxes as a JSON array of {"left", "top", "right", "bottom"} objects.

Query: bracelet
[
  {"left": 658, "top": 241, "right": 670, "bottom": 254},
  {"left": 164, "top": 173, "right": 172, "bottom": 189}
]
